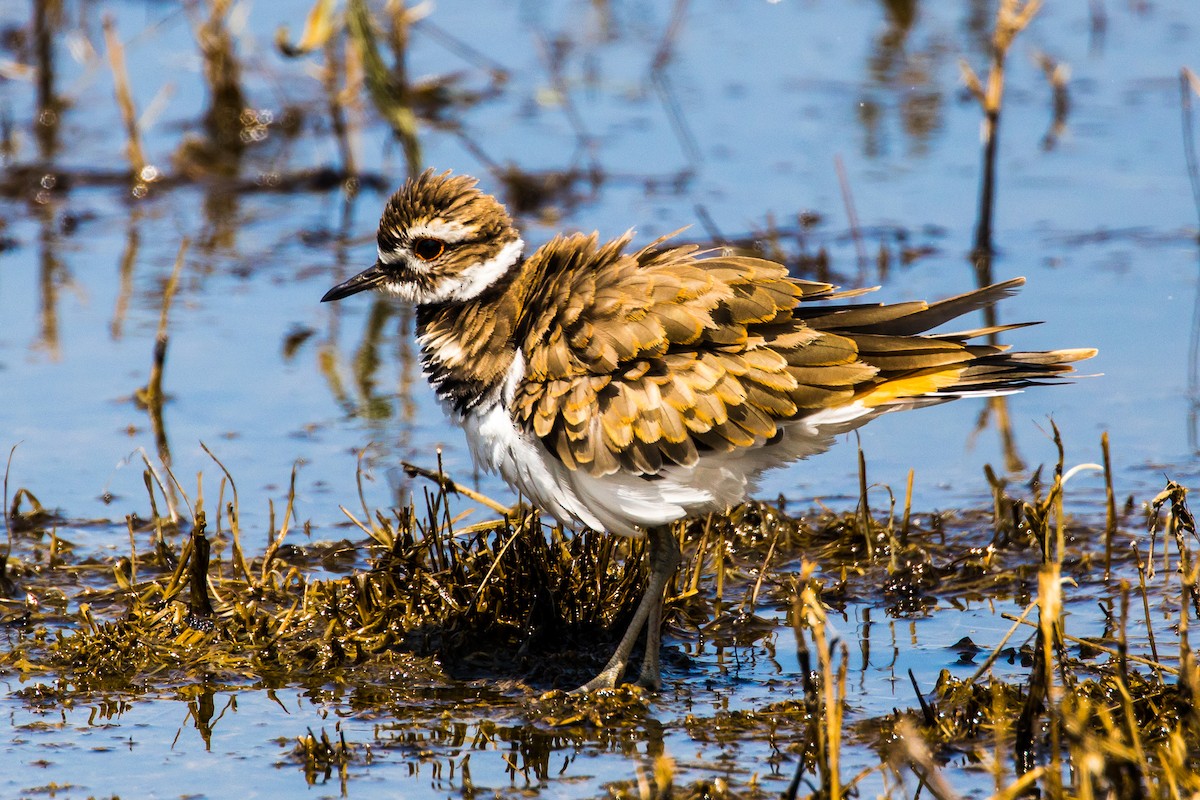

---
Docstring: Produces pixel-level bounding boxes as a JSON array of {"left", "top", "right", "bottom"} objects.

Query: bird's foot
[
  {"left": 570, "top": 655, "right": 663, "bottom": 694},
  {"left": 569, "top": 664, "right": 624, "bottom": 695},
  {"left": 634, "top": 662, "right": 661, "bottom": 692}
]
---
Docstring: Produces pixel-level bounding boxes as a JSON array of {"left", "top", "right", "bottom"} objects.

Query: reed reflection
[
  {"left": 861, "top": 0, "right": 944, "bottom": 158},
  {"left": 32, "top": 0, "right": 61, "bottom": 161},
  {"left": 110, "top": 206, "right": 141, "bottom": 340},
  {"left": 34, "top": 201, "right": 63, "bottom": 359}
]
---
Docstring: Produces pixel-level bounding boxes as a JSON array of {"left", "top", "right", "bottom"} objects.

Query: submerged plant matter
[{"left": 2, "top": 436, "right": 1200, "bottom": 798}]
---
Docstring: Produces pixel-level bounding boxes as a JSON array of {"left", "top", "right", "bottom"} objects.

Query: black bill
[{"left": 321, "top": 262, "right": 389, "bottom": 302}]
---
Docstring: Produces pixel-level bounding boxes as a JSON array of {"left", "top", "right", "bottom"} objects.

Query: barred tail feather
[{"left": 859, "top": 346, "right": 1097, "bottom": 408}]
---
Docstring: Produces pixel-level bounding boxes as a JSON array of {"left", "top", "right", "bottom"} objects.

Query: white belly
[{"left": 451, "top": 356, "right": 908, "bottom": 537}]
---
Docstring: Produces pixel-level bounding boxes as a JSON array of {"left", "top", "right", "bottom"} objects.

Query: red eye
[{"left": 412, "top": 237, "right": 446, "bottom": 261}]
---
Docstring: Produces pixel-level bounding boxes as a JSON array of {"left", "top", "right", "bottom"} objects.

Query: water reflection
[
  {"left": 348, "top": 0, "right": 423, "bottom": 177},
  {"left": 971, "top": 252, "right": 1026, "bottom": 473},
  {"left": 862, "top": 0, "right": 944, "bottom": 158},
  {"left": 34, "top": 202, "right": 63, "bottom": 359},
  {"left": 134, "top": 242, "right": 188, "bottom": 501},
  {"left": 32, "top": 0, "right": 61, "bottom": 161},
  {"left": 110, "top": 206, "right": 140, "bottom": 340},
  {"left": 195, "top": 0, "right": 249, "bottom": 176},
  {"left": 179, "top": 684, "right": 218, "bottom": 750},
  {"left": 321, "top": 193, "right": 420, "bottom": 447}
]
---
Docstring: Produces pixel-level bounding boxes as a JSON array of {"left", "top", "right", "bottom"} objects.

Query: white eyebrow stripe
[
  {"left": 409, "top": 220, "right": 475, "bottom": 244},
  {"left": 379, "top": 220, "right": 470, "bottom": 268}
]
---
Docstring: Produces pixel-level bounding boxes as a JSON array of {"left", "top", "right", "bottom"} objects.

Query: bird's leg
[
  {"left": 571, "top": 525, "right": 680, "bottom": 694},
  {"left": 636, "top": 526, "right": 682, "bottom": 691}
]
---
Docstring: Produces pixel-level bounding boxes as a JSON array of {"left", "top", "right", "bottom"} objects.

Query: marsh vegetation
[{"left": 1, "top": 0, "right": 1199, "bottom": 798}]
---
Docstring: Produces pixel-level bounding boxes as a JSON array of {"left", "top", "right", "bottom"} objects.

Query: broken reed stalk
[
  {"left": 275, "top": 0, "right": 337, "bottom": 57},
  {"left": 125, "top": 514, "right": 139, "bottom": 587},
  {"left": 1132, "top": 541, "right": 1161, "bottom": 675},
  {"left": 1012, "top": 438, "right": 1077, "bottom": 788},
  {"left": 140, "top": 448, "right": 180, "bottom": 531},
  {"left": 32, "top": 0, "right": 60, "bottom": 158},
  {"left": 1102, "top": 432, "right": 1116, "bottom": 579},
  {"left": 325, "top": 37, "right": 359, "bottom": 182},
  {"left": 857, "top": 440, "right": 873, "bottom": 559},
  {"left": 960, "top": 0, "right": 1043, "bottom": 256},
  {"left": 274, "top": 0, "right": 360, "bottom": 184},
  {"left": 196, "top": 0, "right": 248, "bottom": 157},
  {"left": 1113, "top": 582, "right": 1150, "bottom": 774},
  {"left": 101, "top": 15, "right": 147, "bottom": 181},
  {"left": 189, "top": 510, "right": 214, "bottom": 618},
  {"left": 1154, "top": 482, "right": 1200, "bottom": 618},
  {"left": 401, "top": 460, "right": 511, "bottom": 516},
  {"left": 1, "top": 445, "right": 16, "bottom": 588},
  {"left": 688, "top": 515, "right": 713, "bottom": 596},
  {"left": 744, "top": 515, "right": 781, "bottom": 614},
  {"left": 984, "top": 463, "right": 1009, "bottom": 543},
  {"left": 260, "top": 465, "right": 300, "bottom": 586},
  {"left": 713, "top": 520, "right": 726, "bottom": 610}
]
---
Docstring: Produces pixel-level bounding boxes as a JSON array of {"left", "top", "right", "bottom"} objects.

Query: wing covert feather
[{"left": 509, "top": 235, "right": 1087, "bottom": 477}]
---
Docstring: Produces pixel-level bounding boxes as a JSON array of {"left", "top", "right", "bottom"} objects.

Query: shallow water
[{"left": 1, "top": 0, "right": 1198, "bottom": 797}]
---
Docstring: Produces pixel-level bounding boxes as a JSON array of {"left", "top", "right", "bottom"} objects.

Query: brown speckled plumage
[{"left": 322, "top": 169, "right": 1096, "bottom": 692}]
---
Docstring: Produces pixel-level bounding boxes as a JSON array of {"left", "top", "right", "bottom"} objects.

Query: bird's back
[{"left": 508, "top": 232, "right": 1093, "bottom": 484}]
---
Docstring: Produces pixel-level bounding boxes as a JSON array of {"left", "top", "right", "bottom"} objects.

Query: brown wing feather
[{"left": 512, "top": 236, "right": 1093, "bottom": 477}]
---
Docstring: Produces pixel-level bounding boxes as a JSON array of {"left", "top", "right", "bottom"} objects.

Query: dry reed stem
[
  {"left": 744, "top": 516, "right": 780, "bottom": 614},
  {"left": 968, "top": 599, "right": 1039, "bottom": 685},
  {"left": 1132, "top": 541, "right": 1161, "bottom": 674},
  {"left": 893, "top": 718, "right": 962, "bottom": 800},
  {"left": 1185, "top": 66, "right": 1200, "bottom": 97},
  {"left": 1037, "top": 564, "right": 1064, "bottom": 797},
  {"left": 275, "top": 0, "right": 337, "bottom": 56},
  {"left": 402, "top": 460, "right": 510, "bottom": 515},
  {"left": 795, "top": 561, "right": 844, "bottom": 800},
  {"left": 857, "top": 439, "right": 873, "bottom": 560},
  {"left": 260, "top": 465, "right": 299, "bottom": 587},
  {"left": 201, "top": 442, "right": 253, "bottom": 585}
]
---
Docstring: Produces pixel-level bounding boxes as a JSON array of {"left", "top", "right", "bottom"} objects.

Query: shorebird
[{"left": 322, "top": 169, "right": 1094, "bottom": 693}]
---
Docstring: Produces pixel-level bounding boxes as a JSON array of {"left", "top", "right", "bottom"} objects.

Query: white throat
[{"left": 449, "top": 237, "right": 524, "bottom": 302}]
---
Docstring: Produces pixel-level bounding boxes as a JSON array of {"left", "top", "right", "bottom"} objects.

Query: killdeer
[{"left": 322, "top": 169, "right": 1095, "bottom": 693}]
